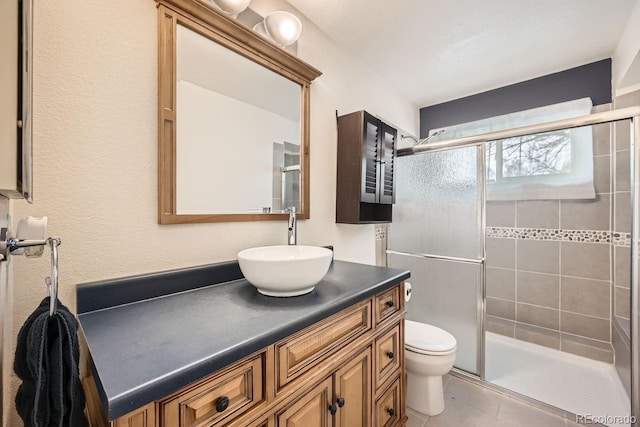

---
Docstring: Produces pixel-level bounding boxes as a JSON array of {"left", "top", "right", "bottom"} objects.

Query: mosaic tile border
[
  {"left": 486, "top": 226, "right": 631, "bottom": 247},
  {"left": 613, "top": 232, "right": 632, "bottom": 247}
]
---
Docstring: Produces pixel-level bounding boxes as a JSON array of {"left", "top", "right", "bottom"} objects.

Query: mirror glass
[{"left": 176, "top": 24, "right": 302, "bottom": 215}]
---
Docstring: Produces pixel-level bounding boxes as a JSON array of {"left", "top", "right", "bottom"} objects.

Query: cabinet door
[
  {"left": 110, "top": 403, "right": 155, "bottom": 427},
  {"left": 234, "top": 414, "right": 274, "bottom": 427},
  {"left": 276, "top": 377, "right": 333, "bottom": 427},
  {"left": 334, "top": 347, "right": 371, "bottom": 427},
  {"left": 361, "top": 112, "right": 381, "bottom": 203},
  {"left": 360, "top": 112, "right": 396, "bottom": 205},
  {"left": 378, "top": 122, "right": 396, "bottom": 204}
]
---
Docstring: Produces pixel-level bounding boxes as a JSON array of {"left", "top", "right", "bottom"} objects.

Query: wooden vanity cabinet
[
  {"left": 375, "top": 379, "right": 401, "bottom": 427},
  {"left": 275, "top": 376, "right": 334, "bottom": 426},
  {"left": 336, "top": 110, "right": 397, "bottom": 224},
  {"left": 273, "top": 346, "right": 371, "bottom": 427},
  {"left": 85, "top": 283, "right": 407, "bottom": 427},
  {"left": 159, "top": 352, "right": 266, "bottom": 426},
  {"left": 333, "top": 347, "right": 372, "bottom": 427}
]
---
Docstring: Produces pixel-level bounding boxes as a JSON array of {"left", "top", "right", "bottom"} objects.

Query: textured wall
[
  {"left": 7, "top": 0, "right": 418, "bottom": 422},
  {"left": 0, "top": 197, "right": 11, "bottom": 427}
]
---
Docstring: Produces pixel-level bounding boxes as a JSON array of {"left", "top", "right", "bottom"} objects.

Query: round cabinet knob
[
  {"left": 386, "top": 351, "right": 394, "bottom": 359},
  {"left": 385, "top": 300, "right": 395, "bottom": 308},
  {"left": 216, "top": 396, "right": 230, "bottom": 413},
  {"left": 337, "top": 397, "right": 345, "bottom": 407},
  {"left": 387, "top": 407, "right": 395, "bottom": 417},
  {"left": 328, "top": 403, "right": 338, "bottom": 415}
]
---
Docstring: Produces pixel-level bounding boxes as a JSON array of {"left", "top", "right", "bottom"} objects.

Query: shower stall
[{"left": 386, "top": 103, "right": 640, "bottom": 426}]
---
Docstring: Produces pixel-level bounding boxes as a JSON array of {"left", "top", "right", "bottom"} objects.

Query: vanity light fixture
[
  {"left": 252, "top": 21, "right": 269, "bottom": 39},
  {"left": 208, "top": 0, "right": 251, "bottom": 18},
  {"left": 263, "top": 11, "right": 302, "bottom": 48}
]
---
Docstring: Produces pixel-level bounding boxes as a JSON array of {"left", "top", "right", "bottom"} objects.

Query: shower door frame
[
  {"left": 394, "top": 105, "right": 640, "bottom": 425},
  {"left": 387, "top": 142, "right": 487, "bottom": 375}
]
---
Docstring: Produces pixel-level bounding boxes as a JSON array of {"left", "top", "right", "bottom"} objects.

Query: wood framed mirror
[{"left": 156, "top": 0, "right": 321, "bottom": 224}]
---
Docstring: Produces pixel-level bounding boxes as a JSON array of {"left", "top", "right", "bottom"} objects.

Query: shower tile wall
[
  {"left": 611, "top": 88, "right": 640, "bottom": 396},
  {"left": 485, "top": 104, "right": 616, "bottom": 363},
  {"left": 613, "top": 90, "right": 640, "bottom": 333}
]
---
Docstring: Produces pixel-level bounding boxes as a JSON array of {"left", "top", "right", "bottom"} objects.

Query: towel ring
[{"left": 45, "top": 238, "right": 61, "bottom": 316}]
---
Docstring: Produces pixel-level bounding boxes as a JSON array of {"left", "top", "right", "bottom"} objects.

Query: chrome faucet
[{"left": 287, "top": 207, "right": 297, "bottom": 245}]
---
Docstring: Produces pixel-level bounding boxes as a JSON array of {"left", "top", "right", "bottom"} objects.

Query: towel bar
[{"left": 1, "top": 231, "right": 62, "bottom": 315}]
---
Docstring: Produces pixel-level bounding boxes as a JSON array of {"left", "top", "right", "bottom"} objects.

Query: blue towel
[{"left": 14, "top": 297, "right": 88, "bottom": 427}]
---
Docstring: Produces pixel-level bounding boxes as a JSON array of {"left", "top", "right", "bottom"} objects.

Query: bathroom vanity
[{"left": 78, "top": 259, "right": 410, "bottom": 426}]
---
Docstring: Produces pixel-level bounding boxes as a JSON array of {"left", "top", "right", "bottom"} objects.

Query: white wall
[
  {"left": 613, "top": 0, "right": 640, "bottom": 91},
  {"left": 7, "top": 0, "right": 417, "bottom": 422}
]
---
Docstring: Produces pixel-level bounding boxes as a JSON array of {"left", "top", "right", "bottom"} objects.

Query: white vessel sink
[{"left": 237, "top": 245, "right": 333, "bottom": 297}]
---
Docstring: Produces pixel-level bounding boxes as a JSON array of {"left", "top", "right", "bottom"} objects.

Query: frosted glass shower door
[{"left": 388, "top": 146, "right": 483, "bottom": 374}]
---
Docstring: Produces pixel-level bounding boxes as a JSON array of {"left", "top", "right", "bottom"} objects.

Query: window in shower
[
  {"left": 486, "top": 122, "right": 594, "bottom": 201},
  {"left": 487, "top": 130, "right": 571, "bottom": 180},
  {"left": 428, "top": 97, "right": 595, "bottom": 200}
]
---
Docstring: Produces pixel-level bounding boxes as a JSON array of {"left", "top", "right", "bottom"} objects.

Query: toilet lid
[{"left": 405, "top": 320, "right": 457, "bottom": 353}]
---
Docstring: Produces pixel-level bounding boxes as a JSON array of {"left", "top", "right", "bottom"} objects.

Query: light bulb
[{"left": 264, "top": 11, "right": 302, "bottom": 48}]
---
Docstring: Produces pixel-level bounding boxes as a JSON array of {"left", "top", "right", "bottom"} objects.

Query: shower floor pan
[{"left": 485, "top": 332, "right": 631, "bottom": 427}]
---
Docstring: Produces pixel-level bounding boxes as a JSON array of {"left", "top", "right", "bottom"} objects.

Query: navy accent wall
[{"left": 419, "top": 59, "right": 612, "bottom": 138}]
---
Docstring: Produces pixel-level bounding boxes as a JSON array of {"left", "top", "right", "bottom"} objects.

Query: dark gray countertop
[{"left": 77, "top": 259, "right": 410, "bottom": 420}]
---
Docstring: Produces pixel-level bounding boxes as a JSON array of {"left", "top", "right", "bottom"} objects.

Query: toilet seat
[{"left": 405, "top": 320, "right": 457, "bottom": 356}]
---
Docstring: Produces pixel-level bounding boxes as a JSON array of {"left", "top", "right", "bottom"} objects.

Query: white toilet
[{"left": 404, "top": 319, "right": 457, "bottom": 416}]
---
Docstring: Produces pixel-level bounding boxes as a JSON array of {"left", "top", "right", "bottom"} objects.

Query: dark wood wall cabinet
[{"left": 336, "top": 111, "right": 397, "bottom": 224}]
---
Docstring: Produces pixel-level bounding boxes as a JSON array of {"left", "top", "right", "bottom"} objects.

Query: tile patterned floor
[{"left": 407, "top": 375, "right": 586, "bottom": 427}]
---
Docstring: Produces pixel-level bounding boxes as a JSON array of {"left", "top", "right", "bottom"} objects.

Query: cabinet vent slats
[
  {"left": 379, "top": 127, "right": 396, "bottom": 201},
  {"left": 365, "top": 154, "right": 378, "bottom": 194}
]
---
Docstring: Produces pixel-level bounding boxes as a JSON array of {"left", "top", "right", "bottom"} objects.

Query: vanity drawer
[
  {"left": 374, "top": 324, "right": 401, "bottom": 391},
  {"left": 375, "top": 378, "right": 400, "bottom": 427},
  {"left": 375, "top": 285, "right": 401, "bottom": 325},
  {"left": 275, "top": 301, "right": 372, "bottom": 390},
  {"left": 160, "top": 352, "right": 265, "bottom": 427}
]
